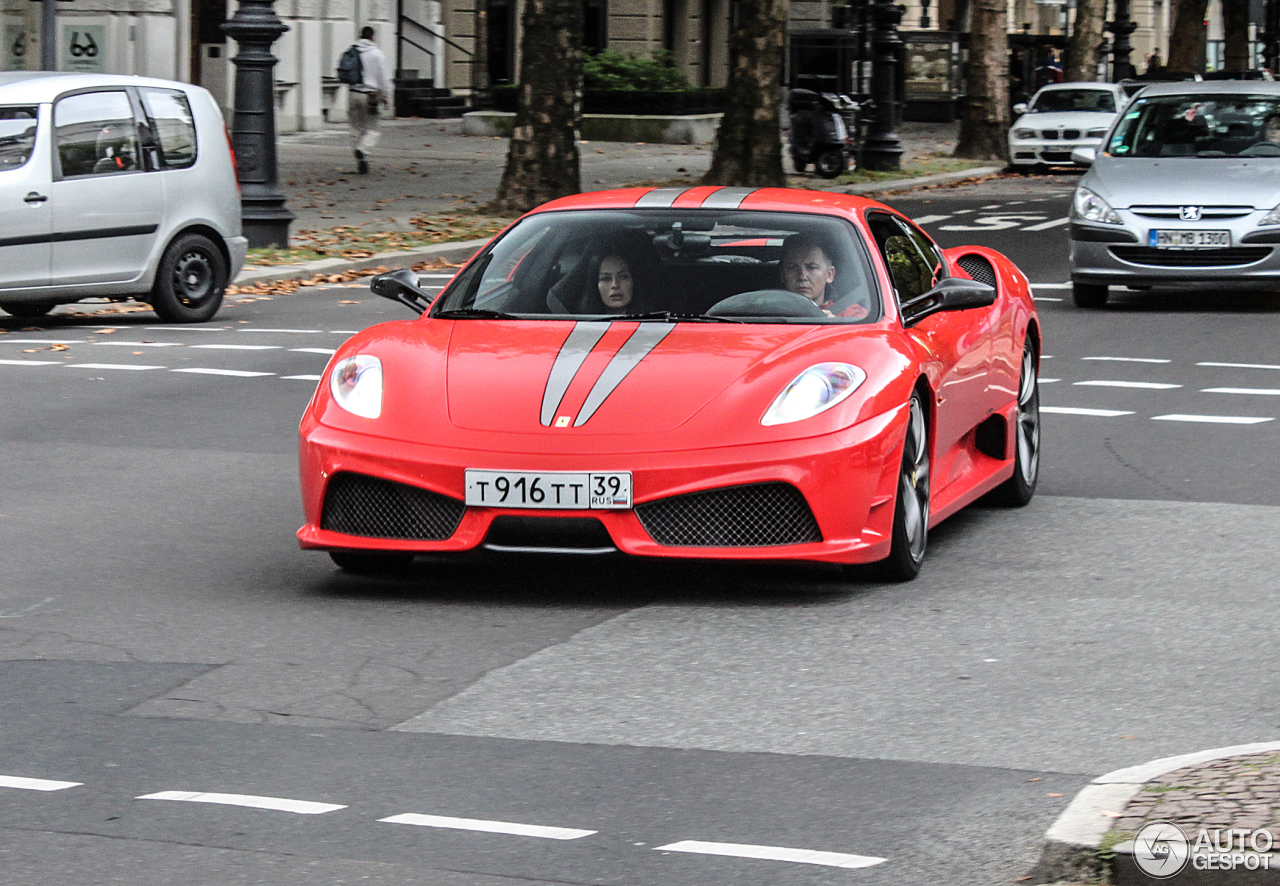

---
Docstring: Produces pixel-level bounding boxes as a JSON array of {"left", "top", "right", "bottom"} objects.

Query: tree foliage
[
  {"left": 489, "top": 0, "right": 583, "bottom": 216},
  {"left": 702, "top": 0, "right": 788, "bottom": 187}
]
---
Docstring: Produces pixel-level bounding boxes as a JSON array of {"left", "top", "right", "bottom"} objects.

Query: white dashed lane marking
[
  {"left": 283, "top": 374, "right": 322, "bottom": 380},
  {"left": 655, "top": 840, "right": 886, "bottom": 870},
  {"left": 91, "top": 341, "right": 184, "bottom": 347},
  {"left": 238, "top": 328, "right": 323, "bottom": 334},
  {"left": 1042, "top": 407, "right": 1135, "bottom": 417},
  {"left": 1198, "top": 362, "right": 1280, "bottom": 371},
  {"left": 1074, "top": 380, "right": 1182, "bottom": 390},
  {"left": 172, "top": 368, "right": 275, "bottom": 377},
  {"left": 66, "top": 363, "right": 164, "bottom": 371},
  {"left": 1203, "top": 387, "right": 1280, "bottom": 396},
  {"left": 1082, "top": 356, "right": 1172, "bottom": 364},
  {"left": 1022, "top": 217, "right": 1069, "bottom": 231},
  {"left": 137, "top": 791, "right": 346, "bottom": 814},
  {"left": 1152, "top": 414, "right": 1274, "bottom": 425},
  {"left": 379, "top": 813, "right": 596, "bottom": 840},
  {"left": 1, "top": 775, "right": 81, "bottom": 791},
  {"left": 190, "top": 344, "right": 281, "bottom": 351},
  {"left": 290, "top": 347, "right": 337, "bottom": 355},
  {"left": 0, "top": 359, "right": 58, "bottom": 366}
]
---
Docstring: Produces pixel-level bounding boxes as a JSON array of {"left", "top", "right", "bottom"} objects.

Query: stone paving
[{"left": 1111, "top": 750, "right": 1280, "bottom": 848}]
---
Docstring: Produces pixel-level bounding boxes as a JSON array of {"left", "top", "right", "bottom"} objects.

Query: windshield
[
  {"left": 434, "top": 209, "right": 882, "bottom": 324},
  {"left": 1107, "top": 94, "right": 1280, "bottom": 157},
  {"left": 1030, "top": 89, "right": 1117, "bottom": 113}
]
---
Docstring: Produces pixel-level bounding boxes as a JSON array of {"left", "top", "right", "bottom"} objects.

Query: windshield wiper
[
  {"left": 434, "top": 308, "right": 520, "bottom": 320},
  {"left": 610, "top": 310, "right": 745, "bottom": 323}
]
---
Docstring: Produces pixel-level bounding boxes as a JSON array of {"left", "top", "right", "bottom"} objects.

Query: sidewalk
[{"left": 236, "top": 117, "right": 993, "bottom": 289}]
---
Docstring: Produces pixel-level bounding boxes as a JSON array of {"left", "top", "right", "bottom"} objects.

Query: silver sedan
[{"left": 1068, "top": 81, "right": 1280, "bottom": 307}]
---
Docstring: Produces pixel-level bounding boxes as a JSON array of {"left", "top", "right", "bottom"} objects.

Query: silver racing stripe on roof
[
  {"left": 574, "top": 323, "right": 676, "bottom": 427},
  {"left": 699, "top": 187, "right": 759, "bottom": 209},
  {"left": 541, "top": 322, "right": 609, "bottom": 426},
  {"left": 634, "top": 188, "right": 691, "bottom": 208}
]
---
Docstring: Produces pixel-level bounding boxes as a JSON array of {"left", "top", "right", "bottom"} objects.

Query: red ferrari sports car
[{"left": 298, "top": 186, "right": 1041, "bottom": 581}]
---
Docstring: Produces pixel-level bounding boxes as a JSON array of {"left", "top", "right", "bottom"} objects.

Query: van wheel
[
  {"left": 151, "top": 233, "right": 227, "bottom": 323},
  {"left": 2, "top": 303, "right": 55, "bottom": 318},
  {"left": 815, "top": 149, "right": 846, "bottom": 179}
]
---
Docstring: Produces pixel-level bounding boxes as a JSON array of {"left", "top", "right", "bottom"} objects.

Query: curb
[
  {"left": 835, "top": 165, "right": 1004, "bottom": 196},
  {"left": 1033, "top": 742, "right": 1280, "bottom": 884},
  {"left": 232, "top": 237, "right": 492, "bottom": 288}
]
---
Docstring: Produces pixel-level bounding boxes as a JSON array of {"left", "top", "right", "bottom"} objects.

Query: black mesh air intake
[
  {"left": 635, "top": 482, "right": 822, "bottom": 547},
  {"left": 321, "top": 472, "right": 465, "bottom": 540},
  {"left": 956, "top": 253, "right": 998, "bottom": 287}
]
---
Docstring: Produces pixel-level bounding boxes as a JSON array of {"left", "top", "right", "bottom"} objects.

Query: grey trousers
[{"left": 348, "top": 90, "right": 382, "bottom": 153}]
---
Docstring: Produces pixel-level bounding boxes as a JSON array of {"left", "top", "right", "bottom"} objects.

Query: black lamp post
[
  {"left": 222, "top": 0, "right": 294, "bottom": 248},
  {"left": 1107, "top": 0, "right": 1137, "bottom": 81},
  {"left": 862, "top": 0, "right": 904, "bottom": 171}
]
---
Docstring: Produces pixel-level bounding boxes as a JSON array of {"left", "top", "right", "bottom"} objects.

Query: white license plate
[
  {"left": 1149, "top": 229, "right": 1230, "bottom": 249},
  {"left": 464, "top": 470, "right": 632, "bottom": 509}
]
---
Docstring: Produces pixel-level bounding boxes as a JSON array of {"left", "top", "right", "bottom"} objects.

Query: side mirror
[
  {"left": 1012, "top": 102, "right": 1028, "bottom": 115},
  {"left": 1072, "top": 146, "right": 1097, "bottom": 166},
  {"left": 370, "top": 268, "right": 433, "bottom": 315},
  {"left": 900, "top": 277, "right": 996, "bottom": 326}
]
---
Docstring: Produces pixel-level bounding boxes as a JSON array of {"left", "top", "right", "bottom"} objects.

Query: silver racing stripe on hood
[
  {"left": 574, "top": 323, "right": 676, "bottom": 427},
  {"left": 540, "top": 322, "right": 609, "bottom": 426}
]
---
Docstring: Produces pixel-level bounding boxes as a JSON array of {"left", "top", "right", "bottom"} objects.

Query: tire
[
  {"left": 871, "top": 392, "right": 931, "bottom": 582},
  {"left": 792, "top": 155, "right": 808, "bottom": 174},
  {"left": 815, "top": 149, "right": 846, "bottom": 179},
  {"left": 150, "top": 233, "right": 227, "bottom": 323},
  {"left": 329, "top": 551, "right": 415, "bottom": 576},
  {"left": 1072, "top": 281, "right": 1108, "bottom": 308},
  {"left": 987, "top": 338, "right": 1040, "bottom": 507},
  {"left": 2, "top": 302, "right": 55, "bottom": 318}
]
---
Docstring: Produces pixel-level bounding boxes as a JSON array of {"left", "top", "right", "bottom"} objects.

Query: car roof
[
  {"left": 1038, "top": 81, "right": 1123, "bottom": 92},
  {"left": 1132, "top": 80, "right": 1280, "bottom": 98},
  {"left": 532, "top": 186, "right": 891, "bottom": 218},
  {"left": 0, "top": 72, "right": 206, "bottom": 103}
]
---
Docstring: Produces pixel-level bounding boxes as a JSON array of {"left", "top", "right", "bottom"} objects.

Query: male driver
[
  {"left": 347, "top": 27, "right": 393, "bottom": 174},
  {"left": 781, "top": 233, "right": 870, "bottom": 319}
]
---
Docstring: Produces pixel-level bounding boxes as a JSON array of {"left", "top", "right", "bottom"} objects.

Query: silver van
[{"left": 0, "top": 72, "right": 247, "bottom": 322}]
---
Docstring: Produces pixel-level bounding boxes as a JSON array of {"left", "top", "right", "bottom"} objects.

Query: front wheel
[
  {"left": 814, "top": 149, "right": 846, "bottom": 179},
  {"left": 2, "top": 302, "right": 55, "bottom": 318},
  {"left": 1072, "top": 281, "right": 1108, "bottom": 309},
  {"left": 871, "top": 392, "right": 931, "bottom": 582},
  {"left": 151, "top": 233, "right": 227, "bottom": 323},
  {"left": 988, "top": 339, "right": 1040, "bottom": 506}
]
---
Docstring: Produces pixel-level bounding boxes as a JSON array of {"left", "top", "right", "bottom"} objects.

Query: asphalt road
[{"left": 2, "top": 175, "right": 1279, "bottom": 886}]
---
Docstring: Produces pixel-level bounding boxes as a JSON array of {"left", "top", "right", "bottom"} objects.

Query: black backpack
[{"left": 337, "top": 44, "right": 363, "bottom": 85}]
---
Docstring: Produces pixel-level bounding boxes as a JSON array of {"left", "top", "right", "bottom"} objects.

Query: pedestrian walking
[{"left": 342, "top": 26, "right": 393, "bottom": 174}]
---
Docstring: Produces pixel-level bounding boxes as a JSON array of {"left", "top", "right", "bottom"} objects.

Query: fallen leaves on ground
[{"left": 227, "top": 257, "right": 460, "bottom": 298}]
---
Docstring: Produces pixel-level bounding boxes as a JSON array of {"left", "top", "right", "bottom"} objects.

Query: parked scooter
[{"left": 788, "top": 89, "right": 861, "bottom": 179}]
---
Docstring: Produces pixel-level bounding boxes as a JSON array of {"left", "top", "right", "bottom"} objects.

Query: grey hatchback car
[
  {"left": 1068, "top": 81, "right": 1280, "bottom": 307},
  {"left": 0, "top": 72, "right": 246, "bottom": 322}
]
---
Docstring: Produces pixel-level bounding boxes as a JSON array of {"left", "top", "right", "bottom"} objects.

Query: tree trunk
[
  {"left": 489, "top": 0, "right": 582, "bottom": 216},
  {"left": 702, "top": 0, "right": 788, "bottom": 187},
  {"left": 1066, "top": 0, "right": 1105, "bottom": 81},
  {"left": 953, "top": 0, "right": 1009, "bottom": 159},
  {"left": 1222, "top": 0, "right": 1250, "bottom": 70},
  {"left": 1167, "top": 0, "right": 1209, "bottom": 72}
]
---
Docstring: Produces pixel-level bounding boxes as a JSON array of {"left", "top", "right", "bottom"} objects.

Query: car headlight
[
  {"left": 1073, "top": 186, "right": 1122, "bottom": 225},
  {"left": 1260, "top": 205, "right": 1280, "bottom": 226},
  {"left": 1014, "top": 128, "right": 1036, "bottom": 139},
  {"left": 761, "top": 363, "right": 866, "bottom": 426},
  {"left": 1086, "top": 128, "right": 1107, "bottom": 138},
  {"left": 330, "top": 355, "right": 383, "bottom": 419}
]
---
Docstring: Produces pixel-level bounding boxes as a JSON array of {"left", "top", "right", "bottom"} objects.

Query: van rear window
[{"left": 141, "top": 88, "right": 198, "bottom": 169}]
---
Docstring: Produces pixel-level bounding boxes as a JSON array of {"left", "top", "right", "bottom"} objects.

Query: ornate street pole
[
  {"left": 862, "top": 0, "right": 904, "bottom": 171},
  {"left": 222, "top": 0, "right": 294, "bottom": 248},
  {"left": 1107, "top": 0, "right": 1137, "bottom": 81}
]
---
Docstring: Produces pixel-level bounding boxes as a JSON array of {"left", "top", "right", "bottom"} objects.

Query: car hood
[
  {"left": 1013, "top": 111, "right": 1115, "bottom": 132},
  {"left": 443, "top": 320, "right": 852, "bottom": 434},
  {"left": 1086, "top": 157, "right": 1280, "bottom": 209}
]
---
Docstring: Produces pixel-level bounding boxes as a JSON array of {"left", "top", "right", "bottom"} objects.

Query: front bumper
[
  {"left": 1008, "top": 136, "right": 1102, "bottom": 166},
  {"left": 297, "top": 406, "right": 908, "bottom": 566},
  {"left": 1070, "top": 216, "right": 1280, "bottom": 286}
]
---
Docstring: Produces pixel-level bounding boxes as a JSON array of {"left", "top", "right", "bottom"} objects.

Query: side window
[
  {"left": 140, "top": 88, "right": 197, "bottom": 169},
  {"left": 54, "top": 91, "right": 140, "bottom": 178},
  {"left": 0, "top": 106, "right": 39, "bottom": 170},
  {"left": 902, "top": 221, "right": 946, "bottom": 283},
  {"left": 868, "top": 214, "right": 938, "bottom": 303}
]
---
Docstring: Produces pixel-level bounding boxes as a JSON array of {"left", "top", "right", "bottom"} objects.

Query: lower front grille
[
  {"left": 635, "top": 482, "right": 822, "bottom": 547},
  {"left": 1109, "top": 246, "right": 1270, "bottom": 267},
  {"left": 1041, "top": 151, "right": 1073, "bottom": 162},
  {"left": 321, "top": 472, "right": 465, "bottom": 540}
]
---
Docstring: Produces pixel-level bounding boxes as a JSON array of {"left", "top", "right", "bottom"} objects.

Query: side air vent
[{"left": 956, "top": 253, "right": 997, "bottom": 288}]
